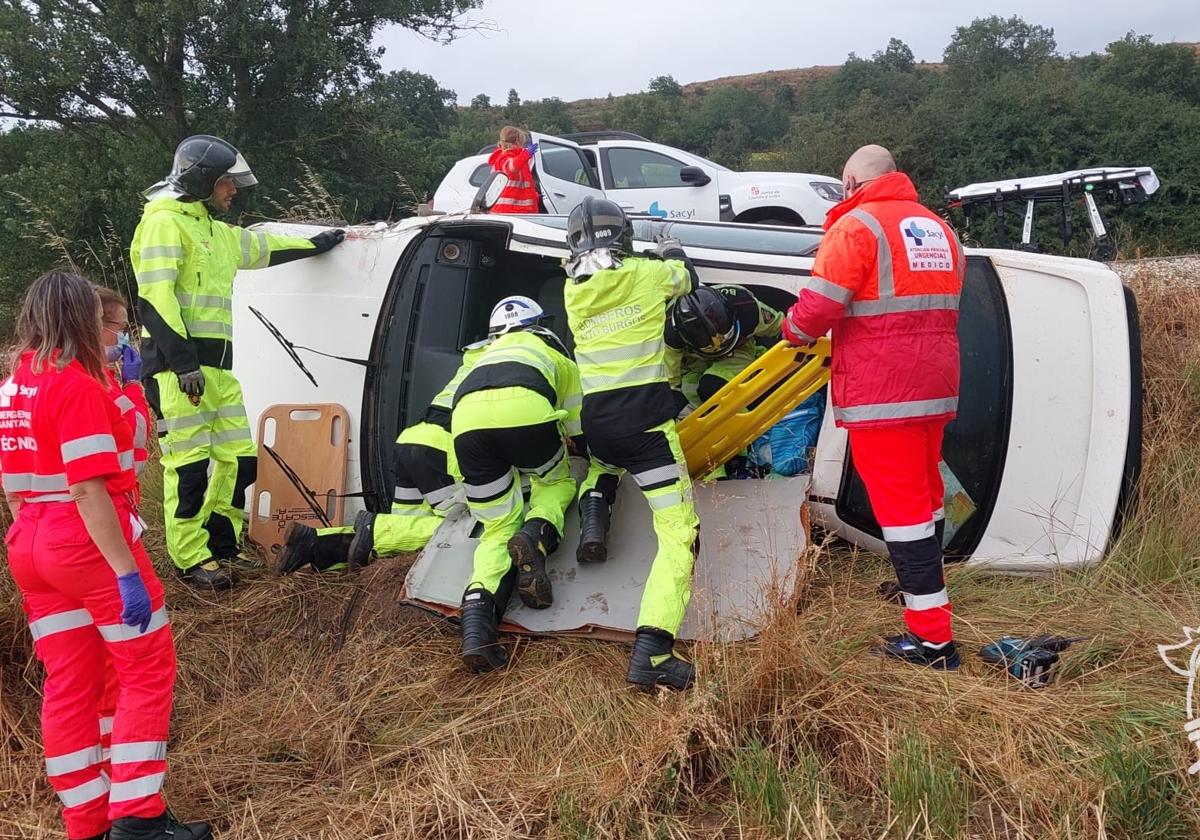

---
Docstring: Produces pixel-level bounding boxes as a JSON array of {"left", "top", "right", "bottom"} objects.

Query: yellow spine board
[{"left": 678, "top": 338, "right": 831, "bottom": 478}]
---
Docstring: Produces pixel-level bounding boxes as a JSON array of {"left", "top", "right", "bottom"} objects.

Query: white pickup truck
[{"left": 430, "top": 131, "right": 845, "bottom": 226}]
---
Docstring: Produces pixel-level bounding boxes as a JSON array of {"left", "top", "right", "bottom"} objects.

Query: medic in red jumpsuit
[
  {"left": 1, "top": 272, "right": 209, "bottom": 840},
  {"left": 95, "top": 286, "right": 155, "bottom": 792},
  {"left": 782, "top": 146, "right": 965, "bottom": 670},
  {"left": 487, "top": 125, "right": 540, "bottom": 214}
]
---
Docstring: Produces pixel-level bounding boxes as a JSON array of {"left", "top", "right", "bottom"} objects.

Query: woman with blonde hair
[
  {"left": 487, "top": 125, "right": 540, "bottom": 214},
  {"left": 1, "top": 271, "right": 209, "bottom": 840}
]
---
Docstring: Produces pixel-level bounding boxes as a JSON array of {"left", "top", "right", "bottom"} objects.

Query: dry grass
[
  {"left": 262, "top": 163, "right": 349, "bottom": 227},
  {"left": 3, "top": 261, "right": 1200, "bottom": 839}
]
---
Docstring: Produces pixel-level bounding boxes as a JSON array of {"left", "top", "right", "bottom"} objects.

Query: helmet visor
[
  {"left": 692, "top": 321, "right": 741, "bottom": 360},
  {"left": 226, "top": 153, "right": 258, "bottom": 189}
]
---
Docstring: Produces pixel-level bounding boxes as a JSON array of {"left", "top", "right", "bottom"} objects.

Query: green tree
[
  {"left": 0, "top": 0, "right": 484, "bottom": 148},
  {"left": 504, "top": 88, "right": 522, "bottom": 122},
  {"left": 648, "top": 75, "right": 683, "bottom": 98},
  {"left": 873, "top": 38, "right": 915, "bottom": 72},
  {"left": 943, "top": 15, "right": 1058, "bottom": 82},
  {"left": 470, "top": 93, "right": 492, "bottom": 109},
  {"left": 525, "top": 97, "right": 575, "bottom": 135},
  {"left": 1100, "top": 33, "right": 1200, "bottom": 103}
]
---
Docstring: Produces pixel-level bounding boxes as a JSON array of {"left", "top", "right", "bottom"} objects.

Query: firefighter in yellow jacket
[
  {"left": 564, "top": 196, "right": 700, "bottom": 690},
  {"left": 132, "top": 135, "right": 345, "bottom": 590},
  {"left": 274, "top": 339, "right": 490, "bottom": 574},
  {"left": 454, "top": 297, "right": 583, "bottom": 674}
]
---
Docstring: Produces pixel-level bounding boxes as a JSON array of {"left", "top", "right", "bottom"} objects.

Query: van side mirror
[{"left": 680, "top": 166, "right": 711, "bottom": 187}]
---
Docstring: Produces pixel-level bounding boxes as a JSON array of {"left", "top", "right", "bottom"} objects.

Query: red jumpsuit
[
  {"left": 1, "top": 352, "right": 176, "bottom": 839},
  {"left": 97, "top": 371, "right": 155, "bottom": 788},
  {"left": 487, "top": 146, "right": 539, "bottom": 213},
  {"left": 783, "top": 172, "right": 964, "bottom": 645}
]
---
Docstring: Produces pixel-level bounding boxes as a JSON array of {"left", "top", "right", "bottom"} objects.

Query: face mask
[
  {"left": 105, "top": 344, "right": 122, "bottom": 363},
  {"left": 117, "top": 331, "right": 130, "bottom": 348}
]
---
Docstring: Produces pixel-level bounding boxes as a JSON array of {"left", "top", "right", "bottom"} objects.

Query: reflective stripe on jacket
[
  {"left": 486, "top": 147, "right": 539, "bottom": 214},
  {"left": 0, "top": 353, "right": 138, "bottom": 507},
  {"left": 782, "top": 172, "right": 964, "bottom": 430},
  {"left": 453, "top": 330, "right": 583, "bottom": 436},
  {"left": 131, "top": 197, "right": 315, "bottom": 375},
  {"left": 106, "top": 373, "right": 151, "bottom": 478},
  {"left": 565, "top": 255, "right": 694, "bottom": 437}
]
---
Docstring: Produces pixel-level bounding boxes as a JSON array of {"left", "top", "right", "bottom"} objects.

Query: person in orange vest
[
  {"left": 781, "top": 145, "right": 965, "bottom": 670},
  {"left": 487, "top": 126, "right": 540, "bottom": 214}
]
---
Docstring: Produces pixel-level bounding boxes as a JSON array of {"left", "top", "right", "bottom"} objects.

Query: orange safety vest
[
  {"left": 783, "top": 171, "right": 965, "bottom": 429},
  {"left": 487, "top": 147, "right": 539, "bottom": 214}
]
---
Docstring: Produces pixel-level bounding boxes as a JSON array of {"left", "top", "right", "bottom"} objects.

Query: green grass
[
  {"left": 884, "top": 730, "right": 970, "bottom": 839},
  {"left": 1095, "top": 727, "right": 1194, "bottom": 840}
]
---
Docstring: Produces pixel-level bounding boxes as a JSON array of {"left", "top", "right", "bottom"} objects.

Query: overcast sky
[{"left": 377, "top": 0, "right": 1200, "bottom": 104}]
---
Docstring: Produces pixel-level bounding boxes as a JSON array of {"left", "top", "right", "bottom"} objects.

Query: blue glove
[
  {"left": 117, "top": 571, "right": 152, "bottom": 633},
  {"left": 120, "top": 344, "right": 142, "bottom": 385},
  {"left": 525, "top": 142, "right": 539, "bottom": 157}
]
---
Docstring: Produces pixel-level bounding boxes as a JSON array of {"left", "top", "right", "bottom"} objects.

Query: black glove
[
  {"left": 268, "top": 229, "right": 346, "bottom": 267},
  {"left": 310, "top": 229, "right": 346, "bottom": 253},
  {"left": 177, "top": 369, "right": 205, "bottom": 398}
]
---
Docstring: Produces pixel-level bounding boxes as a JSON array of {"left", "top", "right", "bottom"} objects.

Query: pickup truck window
[
  {"left": 540, "top": 142, "right": 600, "bottom": 188},
  {"left": 604, "top": 147, "right": 690, "bottom": 190},
  {"left": 468, "top": 163, "right": 492, "bottom": 187}
]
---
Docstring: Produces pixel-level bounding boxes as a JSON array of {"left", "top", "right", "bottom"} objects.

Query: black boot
[
  {"left": 109, "top": 810, "right": 211, "bottom": 840},
  {"left": 461, "top": 587, "right": 510, "bottom": 673},
  {"left": 627, "top": 626, "right": 694, "bottom": 690},
  {"left": 276, "top": 523, "right": 353, "bottom": 574},
  {"left": 347, "top": 509, "right": 377, "bottom": 570},
  {"left": 508, "top": 517, "right": 559, "bottom": 609},
  {"left": 872, "top": 632, "right": 960, "bottom": 671},
  {"left": 276, "top": 522, "right": 317, "bottom": 574},
  {"left": 576, "top": 491, "right": 611, "bottom": 565},
  {"left": 179, "top": 559, "right": 237, "bottom": 591}
]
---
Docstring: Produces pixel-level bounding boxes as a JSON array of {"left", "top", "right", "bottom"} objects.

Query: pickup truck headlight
[{"left": 810, "top": 182, "right": 843, "bottom": 202}]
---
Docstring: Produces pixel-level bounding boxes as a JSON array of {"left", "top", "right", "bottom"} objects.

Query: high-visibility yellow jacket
[
  {"left": 131, "top": 197, "right": 315, "bottom": 376},
  {"left": 565, "top": 255, "right": 694, "bottom": 437},
  {"left": 453, "top": 330, "right": 582, "bottom": 437},
  {"left": 422, "top": 339, "right": 493, "bottom": 430}
]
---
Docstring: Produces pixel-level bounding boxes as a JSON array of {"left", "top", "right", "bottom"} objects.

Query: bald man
[{"left": 782, "top": 145, "right": 966, "bottom": 670}]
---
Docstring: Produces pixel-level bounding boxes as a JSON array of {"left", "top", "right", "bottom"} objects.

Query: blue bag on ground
[{"left": 749, "top": 390, "right": 826, "bottom": 476}]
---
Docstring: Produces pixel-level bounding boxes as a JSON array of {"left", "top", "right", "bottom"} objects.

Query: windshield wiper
[{"left": 249, "top": 306, "right": 371, "bottom": 388}]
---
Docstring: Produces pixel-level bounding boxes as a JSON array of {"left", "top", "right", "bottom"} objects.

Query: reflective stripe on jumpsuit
[{"left": 8, "top": 503, "right": 176, "bottom": 839}]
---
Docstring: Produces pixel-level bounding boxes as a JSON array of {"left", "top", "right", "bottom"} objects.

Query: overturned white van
[{"left": 233, "top": 214, "right": 1141, "bottom": 592}]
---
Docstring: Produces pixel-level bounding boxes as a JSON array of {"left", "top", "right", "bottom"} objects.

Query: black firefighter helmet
[
  {"left": 166, "top": 135, "right": 258, "bottom": 201},
  {"left": 566, "top": 195, "right": 634, "bottom": 257},
  {"left": 670, "top": 285, "right": 740, "bottom": 360}
]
